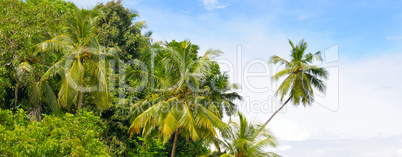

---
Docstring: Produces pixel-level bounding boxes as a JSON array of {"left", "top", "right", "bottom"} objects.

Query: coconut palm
[
  {"left": 11, "top": 60, "right": 60, "bottom": 121},
  {"left": 263, "top": 39, "right": 328, "bottom": 126},
  {"left": 197, "top": 72, "right": 242, "bottom": 121},
  {"left": 14, "top": 61, "right": 34, "bottom": 108},
  {"left": 197, "top": 72, "right": 242, "bottom": 153},
  {"left": 14, "top": 61, "right": 42, "bottom": 121},
  {"left": 210, "top": 112, "right": 279, "bottom": 157},
  {"left": 38, "top": 6, "right": 115, "bottom": 113},
  {"left": 204, "top": 73, "right": 242, "bottom": 117},
  {"left": 129, "top": 40, "right": 229, "bottom": 157}
]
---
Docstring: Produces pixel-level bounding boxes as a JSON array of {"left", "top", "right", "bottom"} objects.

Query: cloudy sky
[{"left": 70, "top": 0, "right": 402, "bottom": 156}]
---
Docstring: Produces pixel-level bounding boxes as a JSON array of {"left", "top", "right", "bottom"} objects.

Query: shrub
[{"left": 0, "top": 109, "right": 110, "bottom": 156}]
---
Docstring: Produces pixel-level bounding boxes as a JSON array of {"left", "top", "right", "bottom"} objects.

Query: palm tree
[
  {"left": 263, "top": 39, "right": 328, "bottom": 126},
  {"left": 14, "top": 61, "right": 33, "bottom": 109},
  {"left": 12, "top": 60, "right": 60, "bottom": 121},
  {"left": 210, "top": 112, "right": 279, "bottom": 157},
  {"left": 198, "top": 72, "right": 242, "bottom": 153},
  {"left": 129, "top": 40, "right": 229, "bottom": 157},
  {"left": 38, "top": 6, "right": 115, "bottom": 113},
  {"left": 14, "top": 61, "right": 43, "bottom": 121},
  {"left": 203, "top": 73, "right": 242, "bottom": 117}
]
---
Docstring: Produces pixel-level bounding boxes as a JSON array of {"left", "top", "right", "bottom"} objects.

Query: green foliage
[
  {"left": 128, "top": 136, "right": 168, "bottom": 156},
  {"left": 130, "top": 40, "right": 226, "bottom": 141},
  {"left": 165, "top": 136, "right": 210, "bottom": 157},
  {"left": 0, "top": 71, "right": 10, "bottom": 105},
  {"left": 99, "top": 102, "right": 132, "bottom": 155},
  {"left": 201, "top": 72, "right": 242, "bottom": 117},
  {"left": 0, "top": 0, "right": 69, "bottom": 109},
  {"left": 0, "top": 108, "right": 110, "bottom": 156},
  {"left": 26, "top": 0, "right": 75, "bottom": 14},
  {"left": 39, "top": 6, "right": 117, "bottom": 113},
  {"left": 129, "top": 40, "right": 232, "bottom": 156},
  {"left": 126, "top": 136, "right": 210, "bottom": 157},
  {"left": 95, "top": 0, "right": 151, "bottom": 61},
  {"left": 208, "top": 112, "right": 279, "bottom": 157}
]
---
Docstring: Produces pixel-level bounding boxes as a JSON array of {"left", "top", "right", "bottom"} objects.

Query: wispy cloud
[
  {"left": 277, "top": 136, "right": 402, "bottom": 156},
  {"left": 386, "top": 35, "right": 402, "bottom": 40},
  {"left": 200, "top": 0, "right": 227, "bottom": 11}
]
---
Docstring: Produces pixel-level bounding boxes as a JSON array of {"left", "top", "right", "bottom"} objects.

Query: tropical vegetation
[{"left": 0, "top": 0, "right": 328, "bottom": 156}]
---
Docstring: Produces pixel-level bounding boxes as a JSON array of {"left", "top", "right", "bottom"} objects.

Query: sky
[{"left": 70, "top": 0, "right": 402, "bottom": 156}]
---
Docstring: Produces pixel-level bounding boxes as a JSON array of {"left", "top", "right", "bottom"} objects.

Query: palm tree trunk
[
  {"left": 29, "top": 105, "right": 42, "bottom": 121},
  {"left": 263, "top": 96, "right": 292, "bottom": 126},
  {"left": 251, "top": 96, "right": 293, "bottom": 141},
  {"left": 14, "top": 82, "right": 19, "bottom": 109},
  {"left": 171, "top": 128, "right": 179, "bottom": 157}
]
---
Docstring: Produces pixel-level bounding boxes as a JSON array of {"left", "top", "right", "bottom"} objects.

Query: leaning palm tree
[
  {"left": 129, "top": 40, "right": 229, "bottom": 157},
  {"left": 38, "top": 6, "right": 114, "bottom": 113},
  {"left": 210, "top": 112, "right": 279, "bottom": 157},
  {"left": 263, "top": 39, "right": 328, "bottom": 126}
]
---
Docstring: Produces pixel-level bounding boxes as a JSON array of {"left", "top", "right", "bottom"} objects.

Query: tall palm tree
[
  {"left": 129, "top": 40, "right": 229, "bottom": 157},
  {"left": 263, "top": 39, "right": 328, "bottom": 126},
  {"left": 209, "top": 112, "right": 279, "bottom": 157},
  {"left": 39, "top": 6, "right": 114, "bottom": 113}
]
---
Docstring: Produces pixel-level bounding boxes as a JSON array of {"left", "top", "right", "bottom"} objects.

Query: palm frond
[
  {"left": 42, "top": 82, "right": 60, "bottom": 115},
  {"left": 269, "top": 55, "right": 291, "bottom": 67},
  {"left": 134, "top": 20, "right": 147, "bottom": 30},
  {"left": 37, "top": 35, "right": 74, "bottom": 55},
  {"left": 16, "top": 61, "right": 34, "bottom": 82}
]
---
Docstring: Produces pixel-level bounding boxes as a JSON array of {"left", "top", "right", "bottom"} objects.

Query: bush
[{"left": 0, "top": 109, "right": 110, "bottom": 156}]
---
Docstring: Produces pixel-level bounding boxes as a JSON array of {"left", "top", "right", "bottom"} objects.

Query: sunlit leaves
[
  {"left": 129, "top": 41, "right": 229, "bottom": 149},
  {"left": 0, "top": 109, "right": 110, "bottom": 156},
  {"left": 39, "top": 6, "right": 116, "bottom": 112}
]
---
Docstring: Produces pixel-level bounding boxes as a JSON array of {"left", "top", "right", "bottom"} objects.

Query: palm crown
[
  {"left": 217, "top": 112, "right": 279, "bottom": 157},
  {"left": 129, "top": 40, "right": 230, "bottom": 157},
  {"left": 261, "top": 39, "right": 329, "bottom": 127},
  {"left": 39, "top": 6, "right": 115, "bottom": 113},
  {"left": 270, "top": 39, "right": 328, "bottom": 106}
]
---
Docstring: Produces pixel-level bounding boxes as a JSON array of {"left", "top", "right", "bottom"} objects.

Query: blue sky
[
  {"left": 71, "top": 0, "right": 402, "bottom": 156},
  {"left": 125, "top": 0, "right": 402, "bottom": 59}
]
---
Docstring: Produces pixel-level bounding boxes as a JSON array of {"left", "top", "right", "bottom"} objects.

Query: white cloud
[
  {"left": 396, "top": 148, "right": 402, "bottom": 156},
  {"left": 269, "top": 118, "right": 311, "bottom": 141},
  {"left": 267, "top": 144, "right": 292, "bottom": 152},
  {"left": 277, "top": 145, "right": 292, "bottom": 151},
  {"left": 279, "top": 136, "right": 402, "bottom": 157},
  {"left": 200, "top": 0, "right": 227, "bottom": 11}
]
